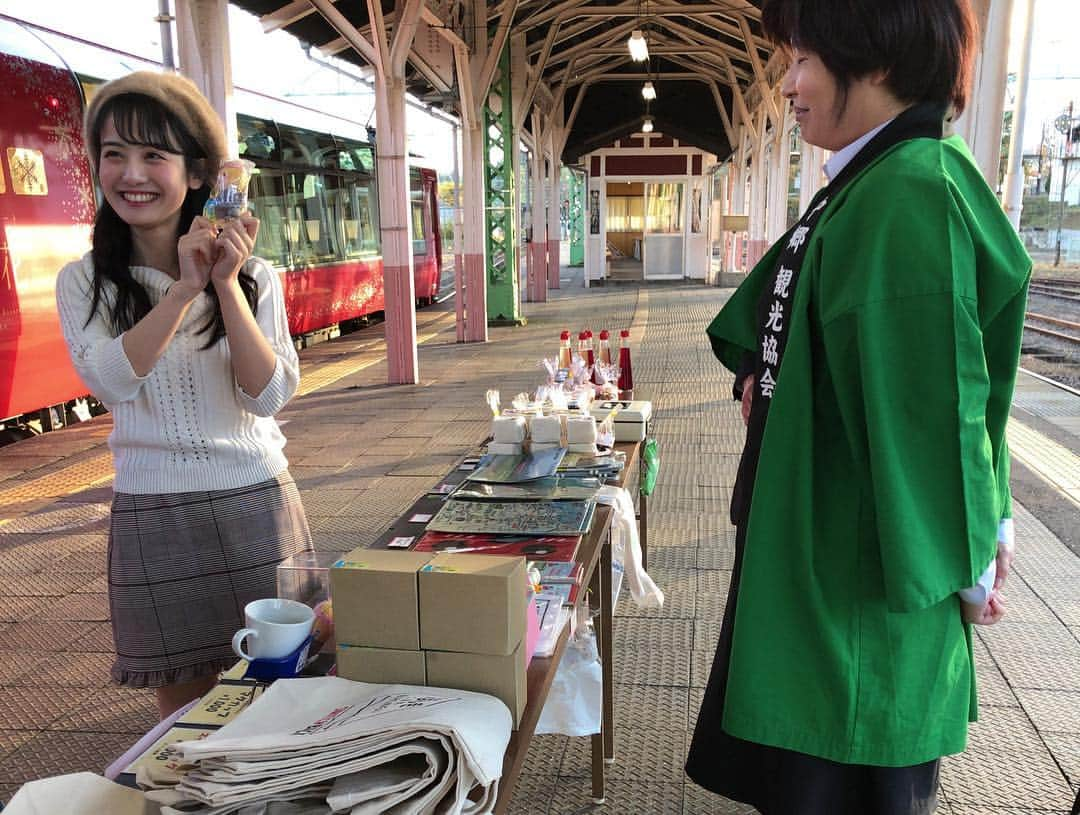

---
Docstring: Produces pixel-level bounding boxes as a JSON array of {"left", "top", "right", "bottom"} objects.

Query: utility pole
[
  {"left": 1055, "top": 102, "right": 1074, "bottom": 266},
  {"left": 156, "top": 0, "right": 176, "bottom": 71}
]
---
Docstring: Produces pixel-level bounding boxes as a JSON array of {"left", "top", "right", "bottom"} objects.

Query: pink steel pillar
[
  {"left": 528, "top": 108, "right": 548, "bottom": 303},
  {"left": 373, "top": 75, "right": 419, "bottom": 383},
  {"left": 305, "top": 0, "right": 423, "bottom": 380},
  {"left": 460, "top": 120, "right": 489, "bottom": 342},
  {"left": 451, "top": 124, "right": 465, "bottom": 342},
  {"left": 545, "top": 125, "right": 561, "bottom": 290}
]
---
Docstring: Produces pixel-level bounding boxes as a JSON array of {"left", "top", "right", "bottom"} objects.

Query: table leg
[
  {"left": 639, "top": 491, "right": 648, "bottom": 572},
  {"left": 591, "top": 732, "right": 605, "bottom": 804},
  {"left": 600, "top": 530, "right": 614, "bottom": 762},
  {"left": 589, "top": 551, "right": 606, "bottom": 803}
]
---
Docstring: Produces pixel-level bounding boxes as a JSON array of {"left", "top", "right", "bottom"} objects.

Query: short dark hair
[{"left": 761, "top": 0, "right": 977, "bottom": 114}]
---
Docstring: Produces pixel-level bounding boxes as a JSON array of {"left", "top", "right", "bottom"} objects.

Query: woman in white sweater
[{"left": 56, "top": 71, "right": 312, "bottom": 718}]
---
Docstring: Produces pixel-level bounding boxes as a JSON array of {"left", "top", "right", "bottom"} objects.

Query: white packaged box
[{"left": 595, "top": 400, "right": 652, "bottom": 442}]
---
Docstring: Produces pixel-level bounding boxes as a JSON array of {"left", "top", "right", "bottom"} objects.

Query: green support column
[
  {"left": 564, "top": 167, "right": 584, "bottom": 266},
  {"left": 483, "top": 42, "right": 524, "bottom": 325}
]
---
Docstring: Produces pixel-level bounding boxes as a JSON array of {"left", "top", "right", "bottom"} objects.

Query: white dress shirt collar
[{"left": 823, "top": 118, "right": 894, "bottom": 181}]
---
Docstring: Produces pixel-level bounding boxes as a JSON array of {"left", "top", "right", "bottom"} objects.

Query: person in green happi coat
[{"left": 685, "top": 1, "right": 1031, "bottom": 812}]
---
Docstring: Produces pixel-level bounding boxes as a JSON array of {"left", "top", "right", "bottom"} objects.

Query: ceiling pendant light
[
  {"left": 628, "top": 30, "right": 649, "bottom": 62},
  {"left": 642, "top": 117, "right": 654, "bottom": 133},
  {"left": 641, "top": 81, "right": 656, "bottom": 100}
]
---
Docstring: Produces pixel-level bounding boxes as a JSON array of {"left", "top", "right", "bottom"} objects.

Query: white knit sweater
[{"left": 56, "top": 254, "right": 299, "bottom": 494}]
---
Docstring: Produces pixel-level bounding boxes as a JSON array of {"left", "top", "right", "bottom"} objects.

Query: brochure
[
  {"left": 468, "top": 448, "right": 566, "bottom": 483},
  {"left": 428, "top": 497, "right": 595, "bottom": 536}
]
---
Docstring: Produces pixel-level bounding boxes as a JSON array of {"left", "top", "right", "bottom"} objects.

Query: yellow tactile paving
[
  {"left": 0, "top": 452, "right": 113, "bottom": 518},
  {"left": 0, "top": 312, "right": 457, "bottom": 522},
  {"left": 295, "top": 329, "right": 443, "bottom": 397},
  {"left": 1007, "top": 417, "right": 1080, "bottom": 508}
]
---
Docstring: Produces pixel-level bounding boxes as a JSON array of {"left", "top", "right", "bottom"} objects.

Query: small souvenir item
[{"left": 204, "top": 158, "right": 256, "bottom": 224}]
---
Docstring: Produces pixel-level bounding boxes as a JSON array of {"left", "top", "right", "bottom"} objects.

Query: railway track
[
  {"left": 1025, "top": 311, "right": 1080, "bottom": 346},
  {"left": 1029, "top": 280, "right": 1080, "bottom": 302}
]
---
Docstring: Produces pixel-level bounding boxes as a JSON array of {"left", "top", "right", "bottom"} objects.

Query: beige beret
[{"left": 84, "top": 71, "right": 229, "bottom": 181}]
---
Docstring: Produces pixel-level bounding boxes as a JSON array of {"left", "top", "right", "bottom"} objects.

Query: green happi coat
[{"left": 706, "top": 134, "right": 1030, "bottom": 766}]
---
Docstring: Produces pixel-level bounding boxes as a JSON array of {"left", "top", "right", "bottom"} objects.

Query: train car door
[
  {"left": 423, "top": 167, "right": 443, "bottom": 296},
  {"left": 409, "top": 166, "right": 440, "bottom": 304}
]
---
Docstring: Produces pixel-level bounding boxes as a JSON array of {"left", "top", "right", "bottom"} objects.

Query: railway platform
[{"left": 0, "top": 268, "right": 1078, "bottom": 814}]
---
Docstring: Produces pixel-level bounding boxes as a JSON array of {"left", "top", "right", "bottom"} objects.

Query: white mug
[{"left": 232, "top": 598, "right": 315, "bottom": 661}]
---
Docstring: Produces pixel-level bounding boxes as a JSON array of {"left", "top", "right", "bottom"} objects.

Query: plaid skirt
[{"left": 108, "top": 472, "right": 312, "bottom": 688}]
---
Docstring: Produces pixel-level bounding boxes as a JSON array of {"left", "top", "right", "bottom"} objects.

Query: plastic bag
[
  {"left": 597, "top": 485, "right": 664, "bottom": 608},
  {"left": 535, "top": 627, "right": 602, "bottom": 737},
  {"left": 640, "top": 437, "right": 659, "bottom": 496}
]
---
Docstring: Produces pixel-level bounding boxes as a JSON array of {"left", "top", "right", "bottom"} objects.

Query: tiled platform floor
[{"left": 0, "top": 268, "right": 1077, "bottom": 813}]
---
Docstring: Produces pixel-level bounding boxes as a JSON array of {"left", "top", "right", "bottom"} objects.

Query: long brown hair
[{"left": 86, "top": 91, "right": 257, "bottom": 348}]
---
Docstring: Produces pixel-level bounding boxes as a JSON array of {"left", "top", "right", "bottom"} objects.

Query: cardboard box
[
  {"left": 426, "top": 640, "right": 527, "bottom": 726},
  {"left": 336, "top": 645, "right": 427, "bottom": 686},
  {"left": 330, "top": 549, "right": 433, "bottom": 650},
  {"left": 595, "top": 399, "right": 652, "bottom": 442},
  {"left": 419, "top": 553, "right": 526, "bottom": 655}
]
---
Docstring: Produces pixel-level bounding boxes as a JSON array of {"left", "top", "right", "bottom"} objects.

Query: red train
[{"left": 0, "top": 17, "right": 443, "bottom": 436}]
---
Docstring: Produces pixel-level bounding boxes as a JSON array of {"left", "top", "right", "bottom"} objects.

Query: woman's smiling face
[{"left": 97, "top": 117, "right": 200, "bottom": 235}]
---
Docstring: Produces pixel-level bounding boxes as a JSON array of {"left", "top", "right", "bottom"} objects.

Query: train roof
[{"left": 1, "top": 15, "right": 376, "bottom": 148}]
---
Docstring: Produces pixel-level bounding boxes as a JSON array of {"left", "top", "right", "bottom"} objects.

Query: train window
[
  {"left": 337, "top": 139, "right": 375, "bottom": 174},
  {"left": 279, "top": 124, "right": 338, "bottom": 169},
  {"left": 285, "top": 172, "right": 341, "bottom": 266},
  {"left": 238, "top": 115, "right": 280, "bottom": 163},
  {"left": 247, "top": 169, "right": 289, "bottom": 268},
  {"left": 335, "top": 176, "right": 380, "bottom": 258},
  {"left": 410, "top": 186, "right": 428, "bottom": 256},
  {"left": 335, "top": 148, "right": 373, "bottom": 174}
]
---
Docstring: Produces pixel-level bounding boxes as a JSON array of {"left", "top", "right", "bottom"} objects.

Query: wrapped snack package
[
  {"left": 492, "top": 416, "right": 527, "bottom": 444},
  {"left": 547, "top": 388, "right": 569, "bottom": 412},
  {"left": 541, "top": 358, "right": 559, "bottom": 385},
  {"left": 569, "top": 357, "right": 589, "bottom": 388},
  {"left": 485, "top": 389, "right": 501, "bottom": 417},
  {"left": 574, "top": 387, "right": 595, "bottom": 415},
  {"left": 597, "top": 381, "right": 620, "bottom": 400},
  {"left": 594, "top": 360, "right": 620, "bottom": 387},
  {"left": 204, "top": 159, "right": 256, "bottom": 224},
  {"left": 566, "top": 416, "right": 597, "bottom": 445},
  {"left": 531, "top": 415, "right": 562, "bottom": 445},
  {"left": 596, "top": 405, "right": 618, "bottom": 448}
]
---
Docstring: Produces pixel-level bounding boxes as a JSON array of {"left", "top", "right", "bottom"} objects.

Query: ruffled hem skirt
[{"left": 107, "top": 472, "right": 312, "bottom": 689}]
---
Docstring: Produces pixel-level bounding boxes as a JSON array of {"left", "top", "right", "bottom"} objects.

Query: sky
[
  {"left": 1009, "top": 0, "right": 1080, "bottom": 151},
  {"left": 3, "top": 0, "right": 1078, "bottom": 167},
  {"left": 1, "top": 0, "right": 458, "bottom": 171}
]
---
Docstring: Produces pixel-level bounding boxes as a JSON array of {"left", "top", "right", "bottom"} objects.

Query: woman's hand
[
  {"left": 961, "top": 591, "right": 1006, "bottom": 626},
  {"left": 741, "top": 374, "right": 754, "bottom": 426},
  {"left": 175, "top": 216, "right": 218, "bottom": 300},
  {"left": 210, "top": 213, "right": 259, "bottom": 288}
]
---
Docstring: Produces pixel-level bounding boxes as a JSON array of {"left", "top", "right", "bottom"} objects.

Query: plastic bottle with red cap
[
  {"left": 617, "top": 329, "right": 634, "bottom": 398},
  {"left": 598, "top": 330, "right": 613, "bottom": 366},
  {"left": 558, "top": 330, "right": 572, "bottom": 369},
  {"left": 579, "top": 331, "right": 596, "bottom": 383}
]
